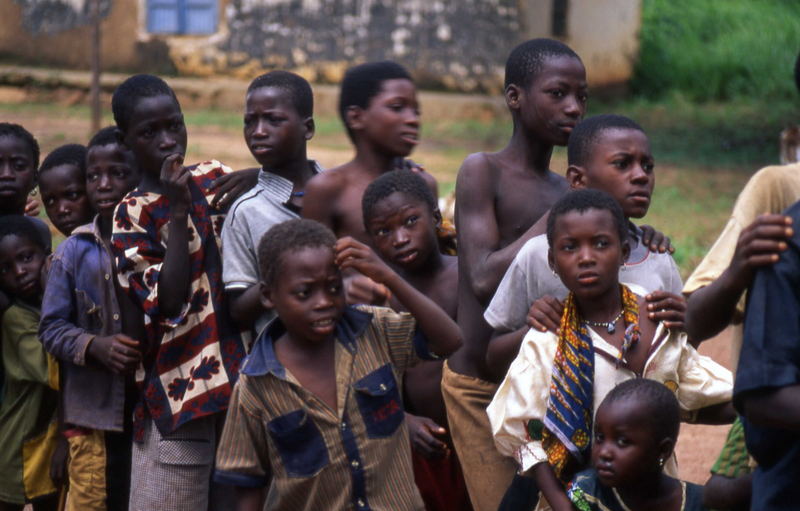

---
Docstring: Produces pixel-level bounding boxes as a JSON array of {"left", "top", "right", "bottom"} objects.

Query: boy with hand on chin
[
  {"left": 222, "top": 71, "right": 323, "bottom": 338},
  {"left": 214, "top": 219, "right": 462, "bottom": 511},
  {"left": 40, "top": 126, "right": 144, "bottom": 510},
  {"left": 110, "top": 74, "right": 246, "bottom": 511}
]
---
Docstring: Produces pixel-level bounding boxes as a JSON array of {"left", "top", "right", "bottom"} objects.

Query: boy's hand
[
  {"left": 406, "top": 413, "right": 449, "bottom": 459},
  {"left": 88, "top": 334, "right": 141, "bottom": 374},
  {"left": 527, "top": 295, "right": 563, "bottom": 333},
  {"left": 160, "top": 154, "right": 192, "bottom": 211},
  {"left": 646, "top": 291, "right": 686, "bottom": 330},
  {"left": 49, "top": 434, "right": 68, "bottom": 486},
  {"left": 210, "top": 168, "right": 259, "bottom": 210},
  {"left": 729, "top": 213, "right": 793, "bottom": 287},
  {"left": 342, "top": 273, "right": 390, "bottom": 306},
  {"left": 334, "top": 237, "right": 394, "bottom": 285},
  {"left": 639, "top": 225, "right": 675, "bottom": 254},
  {"left": 25, "top": 195, "right": 41, "bottom": 217}
]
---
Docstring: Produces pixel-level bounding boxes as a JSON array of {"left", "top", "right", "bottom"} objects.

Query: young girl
[
  {"left": 487, "top": 189, "right": 733, "bottom": 511},
  {"left": 0, "top": 216, "right": 59, "bottom": 511},
  {"left": 568, "top": 379, "right": 705, "bottom": 511}
]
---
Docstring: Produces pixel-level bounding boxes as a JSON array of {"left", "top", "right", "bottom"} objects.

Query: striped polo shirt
[{"left": 215, "top": 305, "right": 437, "bottom": 510}]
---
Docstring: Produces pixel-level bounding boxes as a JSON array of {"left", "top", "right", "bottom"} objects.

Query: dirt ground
[{"left": 1, "top": 100, "right": 734, "bottom": 487}]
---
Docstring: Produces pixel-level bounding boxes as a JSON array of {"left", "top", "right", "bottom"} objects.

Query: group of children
[{"left": 0, "top": 36, "right": 797, "bottom": 511}]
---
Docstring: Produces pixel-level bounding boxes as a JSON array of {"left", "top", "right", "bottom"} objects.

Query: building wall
[{"left": 0, "top": 0, "right": 641, "bottom": 93}]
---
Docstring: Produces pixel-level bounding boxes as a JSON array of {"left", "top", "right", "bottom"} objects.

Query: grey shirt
[
  {"left": 484, "top": 227, "right": 683, "bottom": 332},
  {"left": 222, "top": 162, "right": 323, "bottom": 335}
]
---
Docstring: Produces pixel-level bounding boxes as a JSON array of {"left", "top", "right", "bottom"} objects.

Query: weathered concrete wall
[{"left": 0, "top": 0, "right": 641, "bottom": 93}]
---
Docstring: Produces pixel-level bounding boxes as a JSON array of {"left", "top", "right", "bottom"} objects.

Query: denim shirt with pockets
[{"left": 39, "top": 218, "right": 127, "bottom": 431}]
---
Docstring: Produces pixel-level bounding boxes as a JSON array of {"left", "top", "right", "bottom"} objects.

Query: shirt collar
[
  {"left": 242, "top": 305, "right": 372, "bottom": 377},
  {"left": 258, "top": 160, "right": 323, "bottom": 205},
  {"left": 71, "top": 215, "right": 104, "bottom": 243}
]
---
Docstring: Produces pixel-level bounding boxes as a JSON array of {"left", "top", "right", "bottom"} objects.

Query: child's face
[
  {"left": 355, "top": 78, "right": 420, "bottom": 157},
  {"left": 122, "top": 94, "right": 187, "bottom": 177},
  {"left": 244, "top": 87, "right": 313, "bottom": 170},
  {"left": 262, "top": 245, "right": 346, "bottom": 344},
  {"left": 86, "top": 143, "right": 141, "bottom": 219},
  {"left": 579, "top": 129, "right": 654, "bottom": 219},
  {"left": 0, "top": 234, "right": 46, "bottom": 302},
  {"left": 548, "top": 208, "right": 627, "bottom": 301},
  {"left": 366, "top": 192, "right": 440, "bottom": 272},
  {"left": 516, "top": 55, "right": 587, "bottom": 146},
  {"left": 0, "top": 135, "right": 36, "bottom": 213},
  {"left": 592, "top": 398, "right": 665, "bottom": 488},
  {"left": 39, "top": 164, "right": 93, "bottom": 236}
]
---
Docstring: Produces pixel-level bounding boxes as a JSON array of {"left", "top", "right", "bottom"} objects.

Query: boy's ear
[
  {"left": 657, "top": 437, "right": 676, "bottom": 467},
  {"left": 547, "top": 249, "right": 557, "bottom": 276},
  {"left": 504, "top": 84, "right": 522, "bottom": 111},
  {"left": 259, "top": 281, "right": 274, "bottom": 310},
  {"left": 566, "top": 164, "right": 588, "bottom": 190},
  {"left": 303, "top": 117, "right": 315, "bottom": 141},
  {"left": 345, "top": 105, "right": 365, "bottom": 132},
  {"left": 432, "top": 207, "right": 443, "bottom": 229}
]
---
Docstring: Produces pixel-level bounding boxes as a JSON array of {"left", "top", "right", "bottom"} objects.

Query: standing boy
[
  {"left": 443, "top": 39, "right": 587, "bottom": 511},
  {"left": 303, "top": 61, "right": 438, "bottom": 304},
  {"left": 110, "top": 74, "right": 246, "bottom": 511},
  {"left": 222, "top": 71, "right": 322, "bottom": 338},
  {"left": 362, "top": 170, "right": 470, "bottom": 511},
  {"left": 40, "top": 126, "right": 144, "bottom": 511},
  {"left": 214, "top": 219, "right": 462, "bottom": 510},
  {"left": 38, "top": 144, "right": 94, "bottom": 237}
]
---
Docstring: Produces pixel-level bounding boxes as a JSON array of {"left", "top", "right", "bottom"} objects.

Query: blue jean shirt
[{"left": 39, "top": 218, "right": 127, "bottom": 431}]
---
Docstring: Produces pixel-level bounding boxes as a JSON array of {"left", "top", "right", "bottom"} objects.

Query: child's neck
[
  {"left": 575, "top": 284, "right": 623, "bottom": 325},
  {"left": 265, "top": 154, "right": 314, "bottom": 189},
  {"left": 138, "top": 171, "right": 165, "bottom": 194},
  {"left": 1, "top": 202, "right": 26, "bottom": 216},
  {"left": 352, "top": 143, "right": 398, "bottom": 177},
  {"left": 504, "top": 126, "right": 554, "bottom": 174},
  {"left": 98, "top": 213, "right": 113, "bottom": 242},
  {"left": 401, "top": 249, "right": 445, "bottom": 282},
  {"left": 615, "top": 473, "right": 681, "bottom": 511}
]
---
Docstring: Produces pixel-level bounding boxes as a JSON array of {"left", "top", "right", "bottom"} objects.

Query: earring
[
  {"left": 550, "top": 267, "right": 558, "bottom": 278},
  {"left": 658, "top": 458, "right": 665, "bottom": 468}
]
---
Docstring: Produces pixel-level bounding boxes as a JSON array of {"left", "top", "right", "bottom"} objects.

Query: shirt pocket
[
  {"left": 75, "top": 289, "right": 104, "bottom": 333},
  {"left": 353, "top": 364, "right": 404, "bottom": 439},
  {"left": 267, "top": 409, "right": 329, "bottom": 478}
]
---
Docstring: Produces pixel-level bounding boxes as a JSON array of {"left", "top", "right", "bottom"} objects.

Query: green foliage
[{"left": 633, "top": 0, "right": 800, "bottom": 101}]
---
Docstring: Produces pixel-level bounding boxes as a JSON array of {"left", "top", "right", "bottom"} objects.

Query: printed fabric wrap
[{"left": 532, "top": 284, "right": 640, "bottom": 483}]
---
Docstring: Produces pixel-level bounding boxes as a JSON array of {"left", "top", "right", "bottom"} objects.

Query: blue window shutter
[
  {"left": 184, "top": 0, "right": 217, "bottom": 34},
  {"left": 147, "top": 0, "right": 180, "bottom": 33}
]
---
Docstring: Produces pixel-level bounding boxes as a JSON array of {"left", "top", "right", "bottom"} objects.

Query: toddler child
[
  {"left": 110, "top": 74, "right": 246, "bottom": 511},
  {"left": 0, "top": 216, "right": 59, "bottom": 511},
  {"left": 488, "top": 189, "right": 733, "bottom": 511},
  {"left": 362, "top": 169, "right": 470, "bottom": 511},
  {"left": 567, "top": 379, "right": 706, "bottom": 511},
  {"left": 38, "top": 144, "right": 93, "bottom": 237},
  {"left": 40, "top": 126, "right": 143, "bottom": 511},
  {"left": 222, "top": 71, "right": 322, "bottom": 337},
  {"left": 214, "top": 218, "right": 462, "bottom": 510}
]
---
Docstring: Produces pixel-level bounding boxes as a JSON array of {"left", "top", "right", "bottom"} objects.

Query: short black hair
[
  {"left": 257, "top": 219, "right": 337, "bottom": 287},
  {"left": 0, "top": 122, "right": 40, "bottom": 170},
  {"left": 88, "top": 126, "right": 121, "bottom": 149},
  {"left": 567, "top": 114, "right": 646, "bottom": 167},
  {"left": 339, "top": 61, "right": 413, "bottom": 139},
  {"left": 601, "top": 378, "right": 681, "bottom": 442},
  {"left": 795, "top": 51, "right": 800, "bottom": 94},
  {"left": 362, "top": 170, "right": 437, "bottom": 229},
  {"left": 248, "top": 71, "right": 314, "bottom": 118},
  {"left": 38, "top": 144, "right": 87, "bottom": 179},
  {"left": 112, "top": 74, "right": 180, "bottom": 133},
  {"left": 504, "top": 38, "right": 581, "bottom": 90},
  {"left": 0, "top": 215, "right": 49, "bottom": 252},
  {"left": 546, "top": 189, "right": 627, "bottom": 248}
]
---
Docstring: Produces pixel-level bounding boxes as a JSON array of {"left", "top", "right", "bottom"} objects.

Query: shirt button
[
  {"left": 379, "top": 383, "right": 387, "bottom": 391},
  {"left": 351, "top": 460, "right": 360, "bottom": 469},
  {"left": 357, "top": 498, "right": 365, "bottom": 507},
  {"left": 113, "top": 314, "right": 120, "bottom": 321},
  {"left": 341, "top": 422, "right": 347, "bottom": 430},
  {"left": 104, "top": 273, "right": 110, "bottom": 280}
]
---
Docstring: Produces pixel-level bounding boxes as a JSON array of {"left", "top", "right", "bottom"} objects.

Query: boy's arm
[
  {"left": 209, "top": 167, "right": 260, "bottom": 210},
  {"left": 334, "top": 237, "right": 462, "bottom": 357},
  {"left": 222, "top": 213, "right": 266, "bottom": 328},
  {"left": 685, "top": 214, "right": 792, "bottom": 342},
  {"left": 694, "top": 401, "right": 737, "bottom": 425},
  {"left": 739, "top": 386, "right": 800, "bottom": 431},
  {"left": 527, "top": 463, "right": 573, "bottom": 511},
  {"left": 455, "top": 154, "right": 542, "bottom": 304},
  {"left": 301, "top": 172, "right": 339, "bottom": 230},
  {"left": 235, "top": 487, "right": 266, "bottom": 511},
  {"left": 157, "top": 154, "right": 193, "bottom": 318}
]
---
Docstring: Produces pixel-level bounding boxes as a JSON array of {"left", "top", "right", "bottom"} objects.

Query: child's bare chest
[
  {"left": 292, "top": 363, "right": 338, "bottom": 413},
  {"left": 494, "top": 173, "right": 567, "bottom": 243}
]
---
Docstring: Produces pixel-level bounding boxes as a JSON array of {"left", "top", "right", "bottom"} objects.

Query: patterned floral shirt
[{"left": 112, "top": 160, "right": 246, "bottom": 441}]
